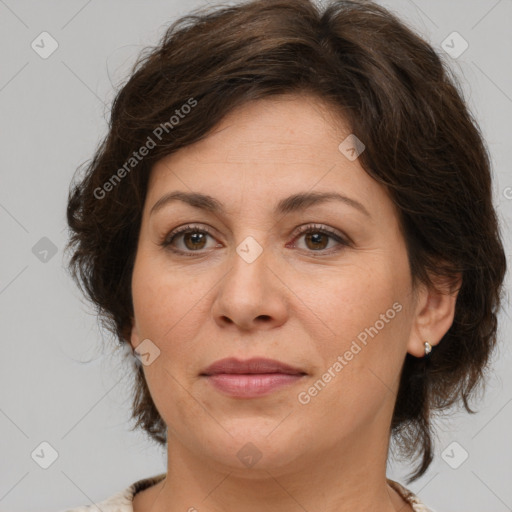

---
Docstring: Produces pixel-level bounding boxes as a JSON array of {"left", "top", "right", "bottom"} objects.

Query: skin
[{"left": 129, "top": 92, "right": 459, "bottom": 512}]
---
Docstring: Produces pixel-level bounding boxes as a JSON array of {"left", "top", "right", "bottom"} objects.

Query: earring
[{"left": 424, "top": 341, "right": 432, "bottom": 356}]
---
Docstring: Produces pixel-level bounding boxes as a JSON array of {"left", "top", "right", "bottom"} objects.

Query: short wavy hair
[{"left": 65, "top": 0, "right": 507, "bottom": 483}]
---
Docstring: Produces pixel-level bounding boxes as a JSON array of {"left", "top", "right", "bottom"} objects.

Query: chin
[{"left": 195, "top": 421, "right": 308, "bottom": 474}]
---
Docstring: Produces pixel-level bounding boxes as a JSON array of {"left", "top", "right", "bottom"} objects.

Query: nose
[{"left": 211, "top": 242, "right": 289, "bottom": 331}]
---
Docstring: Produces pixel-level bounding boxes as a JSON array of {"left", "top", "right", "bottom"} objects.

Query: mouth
[
  {"left": 201, "top": 357, "right": 306, "bottom": 376},
  {"left": 200, "top": 357, "right": 307, "bottom": 398}
]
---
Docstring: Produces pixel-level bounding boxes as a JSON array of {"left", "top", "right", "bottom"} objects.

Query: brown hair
[{"left": 65, "top": 0, "right": 507, "bottom": 483}]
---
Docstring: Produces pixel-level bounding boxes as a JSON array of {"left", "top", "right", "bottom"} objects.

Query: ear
[
  {"left": 129, "top": 317, "right": 141, "bottom": 352},
  {"left": 407, "top": 272, "right": 462, "bottom": 358}
]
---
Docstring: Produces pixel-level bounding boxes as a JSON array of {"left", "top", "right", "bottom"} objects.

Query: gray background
[{"left": 0, "top": 0, "right": 511, "bottom": 510}]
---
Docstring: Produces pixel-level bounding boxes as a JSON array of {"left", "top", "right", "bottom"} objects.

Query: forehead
[
  {"left": 196, "top": 93, "right": 349, "bottom": 157},
  {"left": 151, "top": 93, "right": 349, "bottom": 171},
  {"left": 144, "top": 94, "right": 392, "bottom": 221}
]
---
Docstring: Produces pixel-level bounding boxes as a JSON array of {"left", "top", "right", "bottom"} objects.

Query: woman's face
[{"left": 130, "top": 93, "right": 430, "bottom": 474}]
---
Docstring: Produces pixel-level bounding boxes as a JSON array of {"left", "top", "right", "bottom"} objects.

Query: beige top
[{"left": 60, "top": 473, "right": 436, "bottom": 512}]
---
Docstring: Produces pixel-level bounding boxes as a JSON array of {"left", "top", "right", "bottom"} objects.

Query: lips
[
  {"left": 200, "top": 357, "right": 307, "bottom": 398},
  {"left": 200, "top": 357, "right": 306, "bottom": 376}
]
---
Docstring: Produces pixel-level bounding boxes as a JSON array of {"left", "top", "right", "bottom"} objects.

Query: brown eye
[
  {"left": 304, "top": 232, "right": 330, "bottom": 250},
  {"left": 289, "top": 224, "right": 350, "bottom": 254},
  {"left": 182, "top": 231, "right": 208, "bottom": 250},
  {"left": 161, "top": 224, "right": 219, "bottom": 255}
]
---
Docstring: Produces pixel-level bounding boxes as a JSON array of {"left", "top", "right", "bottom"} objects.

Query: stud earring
[{"left": 424, "top": 341, "right": 432, "bottom": 356}]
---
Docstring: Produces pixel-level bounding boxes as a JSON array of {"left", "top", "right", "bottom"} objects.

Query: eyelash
[{"left": 160, "top": 223, "right": 350, "bottom": 257}]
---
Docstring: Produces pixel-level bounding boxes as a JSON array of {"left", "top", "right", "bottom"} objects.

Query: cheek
[
  {"left": 131, "top": 254, "right": 208, "bottom": 429},
  {"left": 296, "top": 255, "right": 412, "bottom": 404},
  {"left": 295, "top": 274, "right": 409, "bottom": 435},
  {"left": 298, "top": 260, "right": 405, "bottom": 343},
  {"left": 131, "top": 251, "right": 207, "bottom": 340}
]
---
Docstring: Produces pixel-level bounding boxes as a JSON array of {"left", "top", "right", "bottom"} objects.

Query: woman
[{"left": 64, "top": 0, "right": 507, "bottom": 511}]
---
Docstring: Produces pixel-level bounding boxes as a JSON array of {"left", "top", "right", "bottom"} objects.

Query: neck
[{"left": 138, "top": 423, "right": 408, "bottom": 512}]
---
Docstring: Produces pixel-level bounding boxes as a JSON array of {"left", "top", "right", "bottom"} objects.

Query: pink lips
[{"left": 200, "top": 357, "right": 306, "bottom": 398}]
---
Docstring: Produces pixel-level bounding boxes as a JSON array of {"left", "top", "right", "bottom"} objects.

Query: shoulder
[
  {"left": 58, "top": 473, "right": 166, "bottom": 512},
  {"left": 387, "top": 478, "right": 438, "bottom": 512},
  {"left": 57, "top": 489, "right": 133, "bottom": 512}
]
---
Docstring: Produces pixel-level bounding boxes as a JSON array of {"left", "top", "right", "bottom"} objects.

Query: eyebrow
[{"left": 150, "top": 190, "right": 371, "bottom": 218}]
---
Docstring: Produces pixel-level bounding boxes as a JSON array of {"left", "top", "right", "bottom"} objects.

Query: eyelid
[
  {"left": 161, "top": 223, "right": 217, "bottom": 247},
  {"left": 291, "top": 223, "right": 349, "bottom": 242},
  {"left": 288, "top": 223, "right": 351, "bottom": 252}
]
